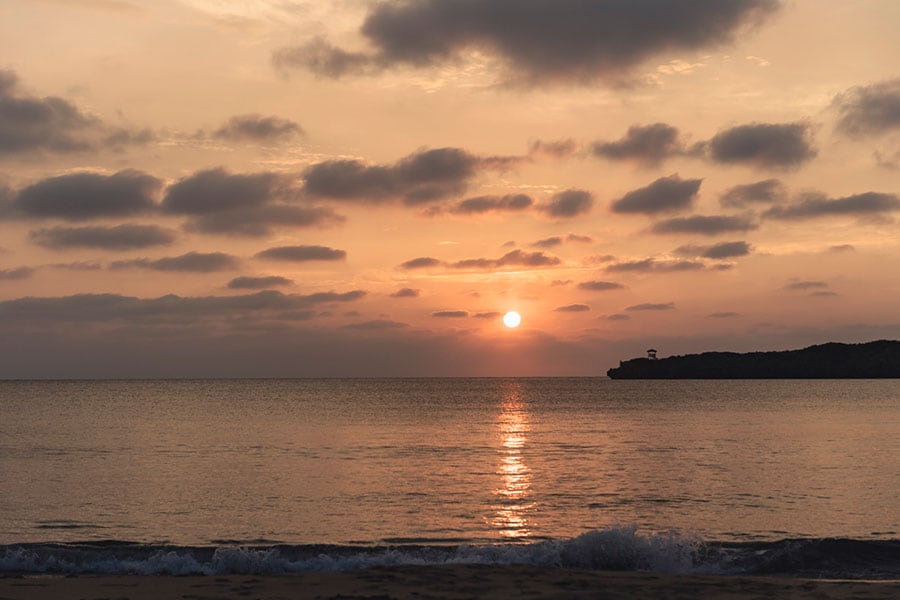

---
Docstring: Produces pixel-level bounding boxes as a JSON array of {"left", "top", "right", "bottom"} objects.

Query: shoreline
[{"left": 2, "top": 565, "right": 899, "bottom": 600}]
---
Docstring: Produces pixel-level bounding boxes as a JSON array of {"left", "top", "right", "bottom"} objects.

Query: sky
[{"left": 1, "top": 0, "right": 899, "bottom": 377}]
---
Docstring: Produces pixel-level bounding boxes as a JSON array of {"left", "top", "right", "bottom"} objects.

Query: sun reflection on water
[{"left": 490, "top": 382, "right": 534, "bottom": 539}]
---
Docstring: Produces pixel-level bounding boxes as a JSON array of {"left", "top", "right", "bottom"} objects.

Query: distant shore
[
  {"left": 607, "top": 340, "right": 900, "bottom": 379},
  {"left": 2, "top": 565, "right": 899, "bottom": 600}
]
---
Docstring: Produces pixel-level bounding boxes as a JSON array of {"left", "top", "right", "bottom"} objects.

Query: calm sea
[{"left": 1, "top": 378, "right": 898, "bottom": 577}]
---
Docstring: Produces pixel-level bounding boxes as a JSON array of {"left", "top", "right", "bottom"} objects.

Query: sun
[{"left": 503, "top": 311, "right": 522, "bottom": 328}]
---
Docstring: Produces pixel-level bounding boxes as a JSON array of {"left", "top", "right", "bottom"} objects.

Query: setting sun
[{"left": 503, "top": 311, "right": 522, "bottom": 329}]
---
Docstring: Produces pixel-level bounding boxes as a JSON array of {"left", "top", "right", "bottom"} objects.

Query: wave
[{"left": 1, "top": 526, "right": 897, "bottom": 579}]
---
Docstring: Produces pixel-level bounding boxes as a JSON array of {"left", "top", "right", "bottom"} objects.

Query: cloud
[
  {"left": 161, "top": 168, "right": 342, "bottom": 237},
  {"left": 833, "top": 78, "right": 900, "bottom": 137},
  {"left": 763, "top": 192, "right": 900, "bottom": 220},
  {"left": 603, "top": 313, "right": 630, "bottom": 321},
  {"left": 29, "top": 224, "right": 176, "bottom": 250},
  {"left": 651, "top": 214, "right": 758, "bottom": 235},
  {"left": 784, "top": 280, "right": 828, "bottom": 291},
  {"left": 345, "top": 319, "right": 408, "bottom": 330},
  {"left": 49, "top": 261, "right": 102, "bottom": 271},
  {"left": 273, "top": 0, "right": 780, "bottom": 85},
  {"left": 432, "top": 310, "right": 468, "bottom": 318},
  {"left": 0, "top": 69, "right": 152, "bottom": 156},
  {"left": 592, "top": 123, "right": 695, "bottom": 166},
  {"left": 8, "top": 170, "right": 162, "bottom": 221},
  {"left": 0, "top": 266, "right": 36, "bottom": 280},
  {"left": 110, "top": 251, "right": 240, "bottom": 272},
  {"left": 213, "top": 114, "right": 304, "bottom": 142},
  {"left": 829, "top": 244, "right": 855, "bottom": 252},
  {"left": 810, "top": 291, "right": 838, "bottom": 298},
  {"left": 708, "top": 311, "right": 740, "bottom": 318},
  {"left": 674, "top": 241, "right": 752, "bottom": 259},
  {"left": 706, "top": 122, "right": 816, "bottom": 169},
  {"left": 390, "top": 287, "right": 420, "bottom": 298},
  {"left": 540, "top": 189, "right": 593, "bottom": 218},
  {"left": 473, "top": 311, "right": 501, "bottom": 319},
  {"left": 450, "top": 249, "right": 561, "bottom": 270},
  {"left": 532, "top": 236, "right": 563, "bottom": 248},
  {"left": 567, "top": 234, "right": 593, "bottom": 243},
  {"left": 0, "top": 289, "right": 366, "bottom": 324},
  {"left": 606, "top": 259, "right": 705, "bottom": 273},
  {"left": 227, "top": 276, "right": 294, "bottom": 289},
  {"left": 255, "top": 245, "right": 346, "bottom": 262},
  {"left": 303, "top": 147, "right": 517, "bottom": 205},
  {"left": 582, "top": 254, "right": 616, "bottom": 265},
  {"left": 719, "top": 178, "right": 786, "bottom": 208},
  {"left": 448, "top": 194, "right": 533, "bottom": 215},
  {"left": 555, "top": 303, "right": 590, "bottom": 312},
  {"left": 399, "top": 257, "right": 442, "bottom": 270},
  {"left": 610, "top": 174, "right": 701, "bottom": 214},
  {"left": 577, "top": 280, "right": 625, "bottom": 291},
  {"left": 626, "top": 302, "right": 676, "bottom": 311},
  {"left": 529, "top": 139, "right": 580, "bottom": 159}
]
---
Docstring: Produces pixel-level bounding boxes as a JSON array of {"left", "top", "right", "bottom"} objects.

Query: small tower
[{"left": 646, "top": 348, "right": 658, "bottom": 360}]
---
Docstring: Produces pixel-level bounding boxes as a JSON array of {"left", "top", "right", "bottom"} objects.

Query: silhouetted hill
[{"left": 607, "top": 340, "right": 900, "bottom": 379}]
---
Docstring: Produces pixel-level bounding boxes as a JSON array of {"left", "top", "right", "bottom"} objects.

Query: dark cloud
[
  {"left": 274, "top": 0, "right": 780, "bottom": 85},
  {"left": 450, "top": 249, "right": 561, "bottom": 270},
  {"left": 606, "top": 259, "right": 705, "bottom": 273},
  {"left": 833, "top": 78, "right": 900, "bottom": 138},
  {"left": 473, "top": 311, "right": 501, "bottom": 319},
  {"left": 610, "top": 174, "right": 701, "bottom": 214},
  {"left": 763, "top": 192, "right": 900, "bottom": 220},
  {"left": 626, "top": 302, "right": 676, "bottom": 311},
  {"left": 449, "top": 194, "right": 533, "bottom": 214},
  {"left": 567, "top": 234, "right": 593, "bottom": 243},
  {"left": 29, "top": 224, "right": 176, "bottom": 250},
  {"left": 784, "top": 280, "right": 828, "bottom": 291},
  {"left": 255, "top": 245, "right": 346, "bottom": 262},
  {"left": 390, "top": 287, "right": 420, "bottom": 298},
  {"left": 540, "top": 189, "right": 593, "bottom": 218},
  {"left": 719, "top": 178, "right": 786, "bottom": 207},
  {"left": 432, "top": 310, "right": 468, "bottom": 318},
  {"left": 0, "top": 289, "right": 366, "bottom": 324},
  {"left": 185, "top": 205, "right": 344, "bottom": 237},
  {"left": 578, "top": 280, "right": 625, "bottom": 291},
  {"left": 9, "top": 170, "right": 162, "bottom": 221},
  {"left": 674, "top": 241, "right": 752, "bottom": 259},
  {"left": 0, "top": 266, "right": 35, "bottom": 280},
  {"left": 829, "top": 244, "right": 855, "bottom": 252},
  {"left": 400, "top": 257, "right": 442, "bottom": 270},
  {"left": 227, "top": 276, "right": 294, "bottom": 290},
  {"left": 529, "top": 139, "right": 580, "bottom": 159},
  {"left": 345, "top": 319, "right": 408, "bottom": 330},
  {"left": 110, "top": 251, "right": 240, "bottom": 273},
  {"left": 213, "top": 114, "right": 304, "bottom": 142},
  {"left": 651, "top": 214, "right": 758, "bottom": 235},
  {"left": 592, "top": 123, "right": 696, "bottom": 166},
  {"left": 709, "top": 312, "right": 740, "bottom": 318},
  {"left": 707, "top": 122, "right": 816, "bottom": 169},
  {"left": 49, "top": 261, "right": 103, "bottom": 271},
  {"left": 303, "top": 148, "right": 517, "bottom": 205},
  {"left": 555, "top": 303, "right": 590, "bottom": 312},
  {"left": 532, "top": 236, "right": 563, "bottom": 248},
  {"left": 604, "top": 313, "right": 630, "bottom": 321}
]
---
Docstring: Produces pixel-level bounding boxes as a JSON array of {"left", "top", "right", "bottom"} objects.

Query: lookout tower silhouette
[{"left": 646, "top": 348, "right": 658, "bottom": 360}]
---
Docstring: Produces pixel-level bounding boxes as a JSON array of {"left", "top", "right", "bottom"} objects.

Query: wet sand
[{"left": 2, "top": 565, "right": 898, "bottom": 600}]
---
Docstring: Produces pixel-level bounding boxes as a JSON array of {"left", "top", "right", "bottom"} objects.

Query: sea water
[{"left": 1, "top": 378, "right": 898, "bottom": 577}]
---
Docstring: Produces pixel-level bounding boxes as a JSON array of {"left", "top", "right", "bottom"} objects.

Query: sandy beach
[{"left": 2, "top": 565, "right": 898, "bottom": 600}]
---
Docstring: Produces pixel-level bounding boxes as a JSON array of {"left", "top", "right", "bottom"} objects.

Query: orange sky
[{"left": 1, "top": 0, "right": 899, "bottom": 377}]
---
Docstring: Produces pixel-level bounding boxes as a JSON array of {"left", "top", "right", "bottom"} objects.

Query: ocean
[{"left": 1, "top": 378, "right": 898, "bottom": 578}]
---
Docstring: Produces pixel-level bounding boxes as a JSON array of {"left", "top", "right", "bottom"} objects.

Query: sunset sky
[{"left": 1, "top": 0, "right": 899, "bottom": 377}]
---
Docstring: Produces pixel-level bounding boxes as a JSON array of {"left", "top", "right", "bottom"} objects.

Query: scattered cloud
[
  {"left": 529, "top": 139, "right": 580, "bottom": 159},
  {"left": 555, "top": 303, "right": 590, "bottom": 312},
  {"left": 0, "top": 266, "right": 36, "bottom": 280},
  {"left": 29, "top": 224, "right": 176, "bottom": 250},
  {"left": 227, "top": 276, "right": 294, "bottom": 289},
  {"left": 833, "top": 78, "right": 900, "bottom": 137},
  {"left": 578, "top": 280, "right": 625, "bottom": 291},
  {"left": 582, "top": 254, "right": 616, "bottom": 265},
  {"left": 606, "top": 259, "right": 705, "bottom": 273},
  {"left": 674, "top": 241, "right": 752, "bottom": 259},
  {"left": 651, "top": 214, "right": 758, "bottom": 235},
  {"left": 603, "top": 313, "right": 630, "bottom": 321},
  {"left": 708, "top": 311, "right": 740, "bottom": 318},
  {"left": 213, "top": 114, "right": 304, "bottom": 142},
  {"left": 592, "top": 123, "right": 695, "bottom": 167},
  {"left": 390, "top": 287, "right": 420, "bottom": 298},
  {"left": 400, "top": 257, "right": 442, "bottom": 270},
  {"left": 255, "top": 245, "right": 347, "bottom": 262},
  {"left": 473, "top": 311, "right": 501, "bottom": 319},
  {"left": 345, "top": 319, "right": 408, "bottom": 330},
  {"left": 829, "top": 244, "right": 855, "bottom": 252},
  {"left": 432, "top": 310, "right": 468, "bottom": 318},
  {"left": 626, "top": 302, "right": 676, "bottom": 311},
  {"left": 763, "top": 192, "right": 900, "bottom": 220},
  {"left": 810, "top": 290, "right": 838, "bottom": 297},
  {"left": 450, "top": 249, "right": 561, "bottom": 270},
  {"left": 273, "top": 0, "right": 781, "bottom": 85},
  {"left": 110, "top": 251, "right": 240, "bottom": 272},
  {"left": 540, "top": 189, "right": 593, "bottom": 218},
  {"left": 532, "top": 236, "right": 563, "bottom": 248},
  {"left": 7, "top": 170, "right": 162, "bottom": 221},
  {"left": 784, "top": 280, "right": 828, "bottom": 291},
  {"left": 719, "top": 178, "right": 786, "bottom": 208},
  {"left": 610, "top": 174, "right": 701, "bottom": 214},
  {"left": 448, "top": 194, "right": 532, "bottom": 215},
  {"left": 706, "top": 122, "right": 816, "bottom": 169}
]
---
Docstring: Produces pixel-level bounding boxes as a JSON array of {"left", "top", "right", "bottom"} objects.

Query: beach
[{"left": 3, "top": 566, "right": 899, "bottom": 599}]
